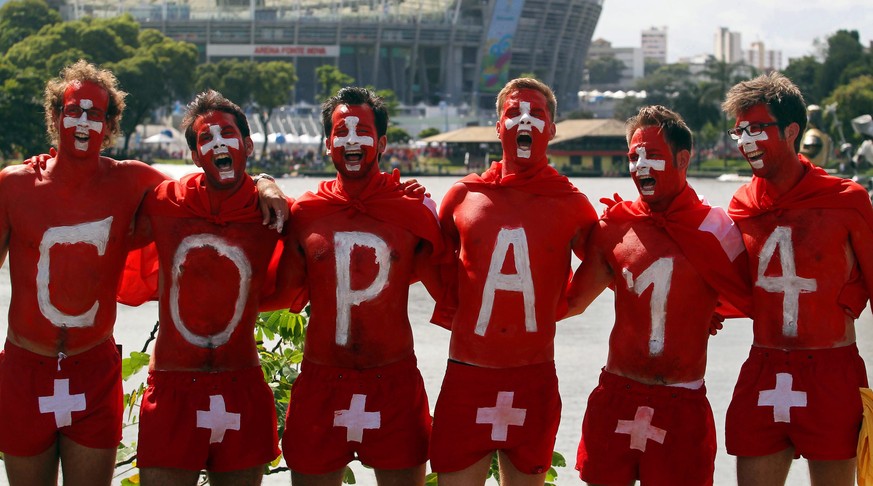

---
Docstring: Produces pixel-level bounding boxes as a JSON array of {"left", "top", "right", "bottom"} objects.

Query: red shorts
[
  {"left": 137, "top": 366, "right": 280, "bottom": 472},
  {"left": 0, "top": 338, "right": 123, "bottom": 456},
  {"left": 576, "top": 370, "right": 716, "bottom": 486},
  {"left": 726, "top": 344, "right": 867, "bottom": 460},
  {"left": 282, "top": 354, "right": 430, "bottom": 474},
  {"left": 430, "top": 360, "right": 561, "bottom": 474}
]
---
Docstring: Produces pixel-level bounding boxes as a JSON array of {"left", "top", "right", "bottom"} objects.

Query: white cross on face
[
  {"left": 332, "top": 115, "right": 375, "bottom": 152},
  {"left": 758, "top": 372, "right": 807, "bottom": 423},
  {"left": 475, "top": 391, "right": 527, "bottom": 441},
  {"left": 629, "top": 146, "right": 666, "bottom": 175},
  {"left": 333, "top": 394, "right": 381, "bottom": 442},
  {"left": 38, "top": 379, "right": 86, "bottom": 428},
  {"left": 196, "top": 394, "right": 241, "bottom": 444},
  {"left": 614, "top": 405, "right": 666, "bottom": 452},
  {"left": 62, "top": 99, "right": 104, "bottom": 151},
  {"left": 503, "top": 101, "right": 546, "bottom": 134},
  {"left": 735, "top": 121, "right": 769, "bottom": 169},
  {"left": 199, "top": 124, "right": 240, "bottom": 157}
]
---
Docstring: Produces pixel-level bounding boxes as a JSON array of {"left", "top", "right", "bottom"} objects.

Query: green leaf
[
  {"left": 425, "top": 472, "right": 439, "bottom": 485},
  {"left": 551, "top": 450, "right": 566, "bottom": 468},
  {"left": 341, "top": 466, "right": 356, "bottom": 484},
  {"left": 121, "top": 351, "right": 150, "bottom": 381}
]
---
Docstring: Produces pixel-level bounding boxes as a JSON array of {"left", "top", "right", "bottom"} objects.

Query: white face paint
[
  {"left": 628, "top": 146, "right": 667, "bottom": 195},
  {"left": 62, "top": 99, "right": 104, "bottom": 152},
  {"left": 503, "top": 101, "right": 546, "bottom": 159},
  {"left": 332, "top": 113, "right": 375, "bottom": 172},
  {"left": 199, "top": 125, "right": 241, "bottom": 180},
  {"left": 736, "top": 121, "right": 769, "bottom": 169}
]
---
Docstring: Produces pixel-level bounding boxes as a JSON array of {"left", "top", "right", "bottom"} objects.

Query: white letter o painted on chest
[{"left": 169, "top": 234, "right": 252, "bottom": 348}]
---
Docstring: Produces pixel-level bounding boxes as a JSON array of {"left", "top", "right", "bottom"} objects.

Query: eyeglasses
[
  {"left": 727, "top": 123, "right": 778, "bottom": 140},
  {"left": 63, "top": 105, "right": 106, "bottom": 122}
]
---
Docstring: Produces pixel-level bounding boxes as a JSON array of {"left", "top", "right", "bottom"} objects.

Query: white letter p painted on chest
[{"left": 334, "top": 232, "right": 390, "bottom": 346}]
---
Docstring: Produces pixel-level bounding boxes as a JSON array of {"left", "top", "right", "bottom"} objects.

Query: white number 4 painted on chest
[{"left": 755, "top": 226, "right": 817, "bottom": 337}]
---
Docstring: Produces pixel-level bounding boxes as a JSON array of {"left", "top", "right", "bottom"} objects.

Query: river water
[{"left": 2, "top": 172, "right": 870, "bottom": 486}]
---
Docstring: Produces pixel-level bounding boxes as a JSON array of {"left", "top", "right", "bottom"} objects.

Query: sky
[{"left": 591, "top": 0, "right": 873, "bottom": 64}]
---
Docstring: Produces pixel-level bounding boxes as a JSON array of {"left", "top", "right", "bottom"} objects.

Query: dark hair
[
  {"left": 625, "top": 105, "right": 693, "bottom": 157},
  {"left": 181, "top": 90, "right": 250, "bottom": 151},
  {"left": 722, "top": 72, "right": 807, "bottom": 152},
  {"left": 44, "top": 60, "right": 127, "bottom": 149},
  {"left": 321, "top": 86, "right": 389, "bottom": 138}
]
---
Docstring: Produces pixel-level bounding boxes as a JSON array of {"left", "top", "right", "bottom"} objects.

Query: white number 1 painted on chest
[
  {"left": 622, "top": 257, "right": 673, "bottom": 356},
  {"left": 755, "top": 226, "right": 817, "bottom": 337}
]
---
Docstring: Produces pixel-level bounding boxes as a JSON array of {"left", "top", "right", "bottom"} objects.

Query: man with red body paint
[
  {"left": 723, "top": 73, "right": 873, "bottom": 486},
  {"left": 0, "top": 62, "right": 286, "bottom": 486},
  {"left": 566, "top": 105, "right": 752, "bottom": 485},
  {"left": 128, "top": 90, "right": 291, "bottom": 486},
  {"left": 271, "top": 87, "right": 444, "bottom": 486},
  {"left": 428, "top": 78, "right": 597, "bottom": 485}
]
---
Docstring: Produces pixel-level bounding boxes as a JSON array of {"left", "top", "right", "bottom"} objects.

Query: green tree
[
  {"left": 783, "top": 55, "right": 823, "bottom": 103},
  {"left": 367, "top": 86, "right": 399, "bottom": 117},
  {"left": 586, "top": 56, "right": 625, "bottom": 85},
  {"left": 109, "top": 27, "right": 198, "bottom": 154},
  {"left": 418, "top": 127, "right": 440, "bottom": 139},
  {"left": 252, "top": 61, "right": 297, "bottom": 160},
  {"left": 386, "top": 126, "right": 410, "bottom": 144},
  {"left": 0, "top": 15, "right": 196, "bottom": 157},
  {"left": 315, "top": 64, "right": 354, "bottom": 103},
  {"left": 0, "top": 0, "right": 60, "bottom": 53},
  {"left": 0, "top": 62, "right": 46, "bottom": 158},
  {"left": 825, "top": 75, "right": 873, "bottom": 144},
  {"left": 816, "top": 30, "right": 865, "bottom": 100}
]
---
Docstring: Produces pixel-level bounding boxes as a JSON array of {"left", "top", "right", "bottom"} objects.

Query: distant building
[
  {"left": 714, "top": 27, "right": 743, "bottom": 64},
  {"left": 641, "top": 26, "right": 667, "bottom": 64},
  {"left": 421, "top": 118, "right": 628, "bottom": 175},
  {"left": 747, "top": 41, "right": 783, "bottom": 71},
  {"left": 586, "top": 38, "right": 645, "bottom": 89},
  {"left": 57, "top": 0, "right": 603, "bottom": 111}
]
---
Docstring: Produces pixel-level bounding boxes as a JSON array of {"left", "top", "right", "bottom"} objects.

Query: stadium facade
[{"left": 60, "top": 0, "right": 602, "bottom": 114}]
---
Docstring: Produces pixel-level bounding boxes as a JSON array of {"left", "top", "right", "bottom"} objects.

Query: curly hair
[
  {"left": 722, "top": 72, "right": 807, "bottom": 152},
  {"left": 625, "top": 105, "right": 693, "bottom": 157},
  {"left": 321, "top": 86, "right": 389, "bottom": 138},
  {"left": 496, "top": 78, "right": 557, "bottom": 121},
  {"left": 181, "top": 90, "right": 250, "bottom": 151},
  {"left": 43, "top": 60, "right": 126, "bottom": 150}
]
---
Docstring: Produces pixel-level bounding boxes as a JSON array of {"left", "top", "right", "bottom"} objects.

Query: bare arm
[
  {"left": 255, "top": 178, "right": 290, "bottom": 233},
  {"left": 565, "top": 222, "right": 613, "bottom": 319}
]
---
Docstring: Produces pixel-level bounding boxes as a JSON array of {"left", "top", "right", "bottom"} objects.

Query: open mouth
[
  {"left": 638, "top": 176, "right": 656, "bottom": 193},
  {"left": 74, "top": 130, "right": 90, "bottom": 143},
  {"left": 516, "top": 132, "right": 532, "bottom": 152},
  {"left": 344, "top": 148, "right": 363, "bottom": 163},
  {"left": 745, "top": 149, "right": 764, "bottom": 163},
  {"left": 214, "top": 154, "right": 236, "bottom": 180}
]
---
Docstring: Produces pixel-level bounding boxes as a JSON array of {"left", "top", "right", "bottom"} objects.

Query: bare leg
[
  {"left": 496, "top": 451, "right": 547, "bottom": 486},
  {"left": 291, "top": 466, "right": 346, "bottom": 486},
  {"left": 808, "top": 458, "right": 856, "bottom": 486},
  {"left": 736, "top": 448, "right": 795, "bottom": 486},
  {"left": 57, "top": 435, "right": 116, "bottom": 486},
  {"left": 437, "top": 454, "right": 492, "bottom": 486},
  {"left": 140, "top": 467, "right": 201, "bottom": 486},
  {"left": 4, "top": 441, "right": 59, "bottom": 486},
  {"left": 208, "top": 466, "right": 265, "bottom": 486},
  {"left": 374, "top": 463, "right": 426, "bottom": 486}
]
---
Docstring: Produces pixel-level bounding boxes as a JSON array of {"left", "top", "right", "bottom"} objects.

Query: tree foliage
[
  {"left": 0, "top": 14, "right": 197, "bottom": 157},
  {"left": 193, "top": 59, "right": 297, "bottom": 160},
  {"left": 0, "top": 0, "right": 60, "bottom": 53},
  {"left": 586, "top": 56, "right": 625, "bottom": 85},
  {"left": 315, "top": 64, "right": 354, "bottom": 103}
]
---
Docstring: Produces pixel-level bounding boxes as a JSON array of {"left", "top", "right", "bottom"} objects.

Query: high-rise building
[
  {"left": 714, "top": 27, "right": 743, "bottom": 63},
  {"left": 641, "top": 26, "right": 667, "bottom": 64},
  {"left": 57, "top": 0, "right": 603, "bottom": 110},
  {"left": 586, "top": 38, "right": 644, "bottom": 88},
  {"left": 747, "top": 41, "right": 783, "bottom": 71}
]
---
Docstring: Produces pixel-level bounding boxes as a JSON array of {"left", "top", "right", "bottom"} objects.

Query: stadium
[{"left": 60, "top": 0, "right": 603, "bottom": 113}]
